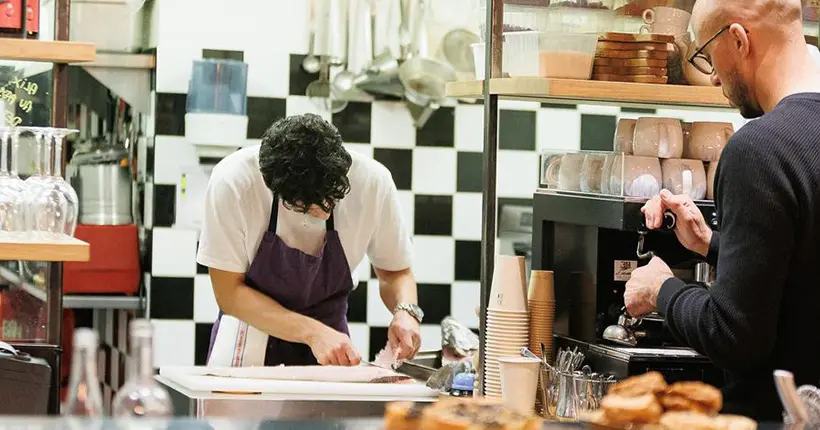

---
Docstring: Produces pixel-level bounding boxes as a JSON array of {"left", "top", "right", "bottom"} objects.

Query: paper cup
[{"left": 499, "top": 356, "right": 541, "bottom": 414}]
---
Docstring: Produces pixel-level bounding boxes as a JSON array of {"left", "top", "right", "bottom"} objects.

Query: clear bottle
[
  {"left": 63, "top": 328, "right": 104, "bottom": 417},
  {"left": 112, "top": 319, "right": 173, "bottom": 418}
]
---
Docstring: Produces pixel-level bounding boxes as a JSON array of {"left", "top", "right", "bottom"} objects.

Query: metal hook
[{"left": 636, "top": 232, "right": 654, "bottom": 260}]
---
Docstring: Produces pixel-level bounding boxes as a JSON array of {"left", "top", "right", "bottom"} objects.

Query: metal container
[{"left": 69, "top": 142, "right": 133, "bottom": 225}]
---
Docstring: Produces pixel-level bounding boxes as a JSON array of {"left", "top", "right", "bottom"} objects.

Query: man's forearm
[
  {"left": 223, "top": 284, "right": 326, "bottom": 345},
  {"left": 375, "top": 268, "right": 417, "bottom": 312}
]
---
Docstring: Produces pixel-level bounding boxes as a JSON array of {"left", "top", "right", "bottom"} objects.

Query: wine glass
[
  {"left": 49, "top": 128, "right": 79, "bottom": 236},
  {"left": 13, "top": 127, "right": 48, "bottom": 234},
  {"left": 28, "top": 130, "right": 69, "bottom": 237},
  {"left": 0, "top": 127, "right": 27, "bottom": 235}
]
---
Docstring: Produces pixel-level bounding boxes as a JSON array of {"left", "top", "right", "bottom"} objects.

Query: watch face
[{"left": 410, "top": 304, "right": 424, "bottom": 319}]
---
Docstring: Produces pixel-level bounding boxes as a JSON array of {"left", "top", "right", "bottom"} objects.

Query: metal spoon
[{"left": 302, "top": 0, "right": 321, "bottom": 74}]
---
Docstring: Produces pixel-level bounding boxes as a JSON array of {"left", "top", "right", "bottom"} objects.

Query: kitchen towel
[{"left": 207, "top": 315, "right": 268, "bottom": 367}]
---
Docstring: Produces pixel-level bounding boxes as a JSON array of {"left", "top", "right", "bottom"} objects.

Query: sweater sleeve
[
  {"left": 706, "top": 231, "right": 719, "bottom": 266},
  {"left": 656, "top": 134, "right": 796, "bottom": 372}
]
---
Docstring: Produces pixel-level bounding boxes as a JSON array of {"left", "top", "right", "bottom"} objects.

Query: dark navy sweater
[{"left": 658, "top": 93, "right": 820, "bottom": 421}]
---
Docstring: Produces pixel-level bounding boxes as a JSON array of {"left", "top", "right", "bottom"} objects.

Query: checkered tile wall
[{"left": 141, "top": 0, "right": 746, "bottom": 367}]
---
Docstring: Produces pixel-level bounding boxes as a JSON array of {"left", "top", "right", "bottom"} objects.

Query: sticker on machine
[{"left": 614, "top": 260, "right": 638, "bottom": 281}]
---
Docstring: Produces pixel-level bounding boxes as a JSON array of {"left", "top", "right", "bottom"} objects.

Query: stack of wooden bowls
[{"left": 592, "top": 32, "right": 676, "bottom": 84}]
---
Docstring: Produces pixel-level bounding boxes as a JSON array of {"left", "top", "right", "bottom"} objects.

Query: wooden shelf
[
  {"left": 446, "top": 78, "right": 732, "bottom": 109},
  {"left": 0, "top": 39, "right": 96, "bottom": 64},
  {"left": 0, "top": 235, "right": 90, "bottom": 262}
]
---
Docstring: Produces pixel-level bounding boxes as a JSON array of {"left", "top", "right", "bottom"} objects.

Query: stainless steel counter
[{"left": 156, "top": 376, "right": 437, "bottom": 420}]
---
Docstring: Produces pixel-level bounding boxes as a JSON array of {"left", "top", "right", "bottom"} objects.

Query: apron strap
[{"left": 268, "top": 194, "right": 336, "bottom": 232}]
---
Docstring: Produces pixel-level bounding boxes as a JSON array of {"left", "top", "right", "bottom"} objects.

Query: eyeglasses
[{"left": 687, "top": 24, "right": 749, "bottom": 75}]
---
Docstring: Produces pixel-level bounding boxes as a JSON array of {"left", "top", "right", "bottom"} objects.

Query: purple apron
[{"left": 207, "top": 195, "right": 354, "bottom": 366}]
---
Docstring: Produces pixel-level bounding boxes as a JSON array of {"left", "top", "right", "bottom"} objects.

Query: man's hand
[
  {"left": 642, "top": 189, "right": 713, "bottom": 257},
  {"left": 625, "top": 256, "right": 675, "bottom": 317},
  {"left": 306, "top": 325, "right": 361, "bottom": 366},
  {"left": 388, "top": 310, "right": 421, "bottom": 360}
]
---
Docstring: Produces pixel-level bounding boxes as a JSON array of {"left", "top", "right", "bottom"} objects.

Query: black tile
[
  {"left": 580, "top": 114, "right": 617, "bottom": 151},
  {"left": 455, "top": 240, "right": 481, "bottom": 281},
  {"left": 499, "top": 110, "right": 536, "bottom": 151},
  {"left": 347, "top": 281, "right": 368, "bottom": 323},
  {"left": 142, "top": 228, "right": 152, "bottom": 274},
  {"left": 195, "top": 242, "right": 209, "bottom": 274},
  {"left": 457, "top": 151, "right": 484, "bottom": 193},
  {"left": 195, "top": 323, "right": 215, "bottom": 366},
  {"left": 368, "top": 327, "right": 389, "bottom": 361},
  {"left": 145, "top": 142, "right": 155, "bottom": 176},
  {"left": 332, "top": 102, "right": 372, "bottom": 143},
  {"left": 414, "top": 195, "right": 452, "bottom": 236},
  {"left": 289, "top": 54, "right": 320, "bottom": 96},
  {"left": 247, "top": 97, "right": 287, "bottom": 139},
  {"left": 153, "top": 184, "right": 176, "bottom": 228},
  {"left": 155, "top": 93, "right": 187, "bottom": 136},
  {"left": 149, "top": 277, "right": 194, "bottom": 319},
  {"left": 373, "top": 148, "right": 412, "bottom": 190},
  {"left": 621, "top": 107, "right": 656, "bottom": 114},
  {"left": 416, "top": 107, "right": 455, "bottom": 147},
  {"left": 418, "top": 284, "right": 451, "bottom": 324},
  {"left": 541, "top": 102, "right": 577, "bottom": 110},
  {"left": 202, "top": 49, "right": 244, "bottom": 61}
]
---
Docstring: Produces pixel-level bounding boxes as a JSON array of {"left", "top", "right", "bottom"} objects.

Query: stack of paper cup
[
  {"left": 528, "top": 270, "right": 556, "bottom": 361},
  {"left": 484, "top": 255, "right": 529, "bottom": 399}
]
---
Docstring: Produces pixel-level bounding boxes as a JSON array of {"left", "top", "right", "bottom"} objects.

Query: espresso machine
[{"left": 530, "top": 191, "right": 723, "bottom": 385}]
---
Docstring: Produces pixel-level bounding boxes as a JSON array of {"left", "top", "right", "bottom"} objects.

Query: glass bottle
[
  {"left": 63, "top": 328, "right": 104, "bottom": 417},
  {"left": 112, "top": 319, "right": 173, "bottom": 418}
]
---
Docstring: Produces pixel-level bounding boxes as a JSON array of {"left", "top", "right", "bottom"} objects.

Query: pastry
[
  {"left": 665, "top": 381, "right": 723, "bottom": 415},
  {"left": 715, "top": 414, "right": 758, "bottom": 430},
  {"left": 385, "top": 402, "right": 426, "bottom": 430},
  {"left": 601, "top": 393, "right": 664, "bottom": 424},
  {"left": 659, "top": 411, "right": 726, "bottom": 430},
  {"left": 608, "top": 371, "right": 668, "bottom": 397},
  {"left": 419, "top": 398, "right": 542, "bottom": 430},
  {"left": 660, "top": 393, "right": 713, "bottom": 414}
]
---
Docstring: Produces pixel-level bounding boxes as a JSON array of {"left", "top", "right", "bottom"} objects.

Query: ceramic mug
[
  {"left": 707, "top": 158, "right": 719, "bottom": 200},
  {"left": 580, "top": 153, "right": 607, "bottom": 194},
  {"left": 661, "top": 158, "right": 707, "bottom": 200},
  {"left": 609, "top": 155, "right": 662, "bottom": 198},
  {"left": 633, "top": 117, "right": 684, "bottom": 159},
  {"left": 686, "top": 122, "right": 734, "bottom": 161},
  {"left": 640, "top": 7, "right": 692, "bottom": 35},
  {"left": 614, "top": 118, "right": 636, "bottom": 154},
  {"left": 543, "top": 153, "right": 585, "bottom": 191}
]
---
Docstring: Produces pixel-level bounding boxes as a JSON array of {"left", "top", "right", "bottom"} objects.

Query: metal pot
[{"left": 68, "top": 141, "right": 133, "bottom": 225}]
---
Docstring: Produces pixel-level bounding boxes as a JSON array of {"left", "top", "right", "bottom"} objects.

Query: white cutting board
[{"left": 159, "top": 366, "right": 438, "bottom": 399}]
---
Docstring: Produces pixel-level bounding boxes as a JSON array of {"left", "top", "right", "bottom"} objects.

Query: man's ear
[{"left": 729, "top": 23, "right": 751, "bottom": 58}]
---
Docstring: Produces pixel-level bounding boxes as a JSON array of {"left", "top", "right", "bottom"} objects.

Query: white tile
[
  {"left": 151, "top": 320, "right": 195, "bottom": 367},
  {"left": 577, "top": 104, "right": 621, "bottom": 116},
  {"left": 396, "top": 190, "right": 415, "bottom": 236},
  {"left": 366, "top": 280, "right": 393, "bottom": 326},
  {"left": 153, "top": 136, "right": 199, "bottom": 185},
  {"left": 151, "top": 228, "right": 199, "bottom": 277},
  {"left": 245, "top": 49, "right": 290, "bottom": 98},
  {"left": 347, "top": 323, "right": 371, "bottom": 361},
  {"left": 452, "top": 192, "right": 483, "bottom": 240},
  {"left": 497, "top": 150, "right": 539, "bottom": 198},
  {"left": 353, "top": 256, "right": 371, "bottom": 285},
  {"left": 286, "top": 96, "right": 333, "bottom": 122},
  {"left": 370, "top": 102, "right": 416, "bottom": 148},
  {"left": 155, "top": 43, "right": 200, "bottom": 94},
  {"left": 412, "top": 148, "right": 457, "bottom": 195},
  {"left": 193, "top": 274, "right": 220, "bottom": 323},
  {"left": 412, "top": 236, "right": 455, "bottom": 284},
  {"left": 536, "top": 107, "right": 582, "bottom": 152},
  {"left": 454, "top": 104, "right": 485, "bottom": 152},
  {"left": 499, "top": 100, "right": 540, "bottom": 111},
  {"left": 344, "top": 143, "right": 373, "bottom": 159},
  {"left": 420, "top": 324, "right": 443, "bottom": 352},
  {"left": 451, "top": 281, "right": 481, "bottom": 328}
]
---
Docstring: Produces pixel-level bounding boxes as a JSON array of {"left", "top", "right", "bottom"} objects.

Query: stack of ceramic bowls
[
  {"left": 484, "top": 255, "right": 529, "bottom": 399},
  {"left": 528, "top": 270, "right": 556, "bottom": 361}
]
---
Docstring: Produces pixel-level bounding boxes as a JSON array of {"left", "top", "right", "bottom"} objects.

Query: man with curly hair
[{"left": 197, "top": 114, "right": 421, "bottom": 367}]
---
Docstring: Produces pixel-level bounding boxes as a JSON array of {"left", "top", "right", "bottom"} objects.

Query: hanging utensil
[
  {"left": 398, "top": 0, "right": 413, "bottom": 60},
  {"left": 327, "top": 0, "right": 349, "bottom": 66},
  {"left": 333, "top": 0, "right": 371, "bottom": 94},
  {"left": 774, "top": 370, "right": 810, "bottom": 425},
  {"left": 307, "top": 61, "right": 348, "bottom": 113},
  {"left": 302, "top": 0, "right": 321, "bottom": 73}
]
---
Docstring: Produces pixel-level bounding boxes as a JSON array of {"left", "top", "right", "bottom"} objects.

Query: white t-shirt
[{"left": 196, "top": 145, "right": 413, "bottom": 282}]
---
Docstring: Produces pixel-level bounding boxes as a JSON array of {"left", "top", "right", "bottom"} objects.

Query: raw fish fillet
[{"left": 204, "top": 365, "right": 410, "bottom": 383}]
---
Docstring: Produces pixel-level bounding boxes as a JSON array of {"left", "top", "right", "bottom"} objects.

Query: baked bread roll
[
  {"left": 385, "top": 402, "right": 426, "bottom": 430},
  {"left": 714, "top": 414, "right": 758, "bottom": 430},
  {"left": 608, "top": 371, "right": 668, "bottom": 397},
  {"left": 601, "top": 393, "right": 663, "bottom": 424},
  {"left": 664, "top": 381, "right": 723, "bottom": 415},
  {"left": 419, "top": 398, "right": 542, "bottom": 430}
]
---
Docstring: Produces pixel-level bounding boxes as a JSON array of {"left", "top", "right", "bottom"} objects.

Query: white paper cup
[
  {"left": 488, "top": 255, "right": 528, "bottom": 312},
  {"left": 498, "top": 356, "right": 541, "bottom": 415}
]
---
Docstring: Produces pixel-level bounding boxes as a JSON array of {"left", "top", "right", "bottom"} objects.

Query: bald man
[{"left": 624, "top": 0, "right": 820, "bottom": 421}]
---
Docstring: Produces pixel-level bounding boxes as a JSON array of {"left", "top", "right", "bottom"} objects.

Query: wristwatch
[{"left": 394, "top": 303, "right": 424, "bottom": 324}]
